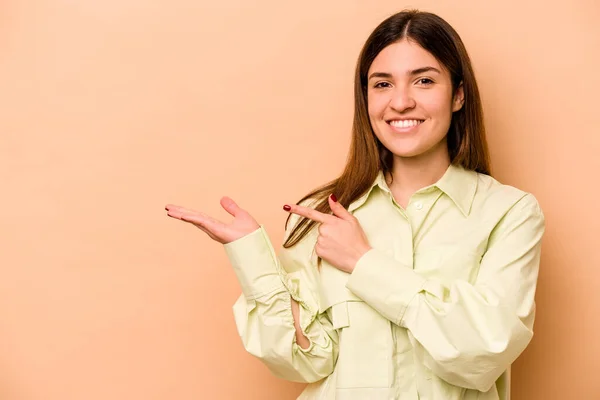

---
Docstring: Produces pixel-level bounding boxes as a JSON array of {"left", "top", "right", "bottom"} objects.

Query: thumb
[
  {"left": 328, "top": 194, "right": 354, "bottom": 221},
  {"left": 220, "top": 196, "right": 244, "bottom": 218}
]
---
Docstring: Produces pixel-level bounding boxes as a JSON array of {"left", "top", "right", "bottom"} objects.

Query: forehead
[{"left": 368, "top": 39, "right": 444, "bottom": 74}]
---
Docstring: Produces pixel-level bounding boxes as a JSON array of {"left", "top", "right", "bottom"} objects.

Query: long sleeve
[
  {"left": 345, "top": 193, "right": 545, "bottom": 392},
  {"left": 224, "top": 224, "right": 338, "bottom": 383}
]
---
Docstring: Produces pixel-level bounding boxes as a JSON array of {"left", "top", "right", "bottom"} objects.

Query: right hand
[{"left": 165, "top": 196, "right": 260, "bottom": 244}]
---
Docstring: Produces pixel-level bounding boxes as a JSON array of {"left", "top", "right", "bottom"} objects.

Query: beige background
[{"left": 1, "top": 0, "right": 598, "bottom": 399}]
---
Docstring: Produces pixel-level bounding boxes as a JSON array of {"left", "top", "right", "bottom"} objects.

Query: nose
[{"left": 389, "top": 87, "right": 416, "bottom": 112}]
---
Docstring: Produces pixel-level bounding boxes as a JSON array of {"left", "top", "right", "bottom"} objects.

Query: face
[{"left": 366, "top": 39, "right": 464, "bottom": 163}]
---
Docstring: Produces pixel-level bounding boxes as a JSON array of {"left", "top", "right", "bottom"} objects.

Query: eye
[
  {"left": 416, "top": 78, "right": 434, "bottom": 86},
  {"left": 374, "top": 81, "right": 392, "bottom": 89}
]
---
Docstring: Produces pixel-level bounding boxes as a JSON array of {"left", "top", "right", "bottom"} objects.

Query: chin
[
  {"left": 383, "top": 142, "right": 428, "bottom": 158},
  {"left": 390, "top": 149, "right": 425, "bottom": 159},
  {"left": 382, "top": 135, "right": 448, "bottom": 161}
]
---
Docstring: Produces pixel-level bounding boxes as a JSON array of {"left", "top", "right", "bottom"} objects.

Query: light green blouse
[{"left": 224, "top": 165, "right": 545, "bottom": 399}]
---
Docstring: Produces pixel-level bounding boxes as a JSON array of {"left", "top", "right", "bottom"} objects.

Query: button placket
[{"left": 387, "top": 194, "right": 414, "bottom": 269}]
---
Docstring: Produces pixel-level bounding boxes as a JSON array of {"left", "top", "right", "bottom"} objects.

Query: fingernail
[
  {"left": 330, "top": 194, "right": 337, "bottom": 202},
  {"left": 283, "top": 205, "right": 291, "bottom": 211}
]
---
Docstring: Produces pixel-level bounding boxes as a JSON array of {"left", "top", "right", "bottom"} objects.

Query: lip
[{"left": 386, "top": 118, "right": 425, "bottom": 122}]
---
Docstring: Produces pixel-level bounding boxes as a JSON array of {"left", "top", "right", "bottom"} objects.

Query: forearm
[{"left": 226, "top": 226, "right": 338, "bottom": 382}]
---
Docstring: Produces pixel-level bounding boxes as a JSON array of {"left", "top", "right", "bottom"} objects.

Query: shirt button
[{"left": 414, "top": 202, "right": 423, "bottom": 210}]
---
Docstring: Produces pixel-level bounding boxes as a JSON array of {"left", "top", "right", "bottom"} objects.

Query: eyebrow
[{"left": 368, "top": 66, "right": 442, "bottom": 81}]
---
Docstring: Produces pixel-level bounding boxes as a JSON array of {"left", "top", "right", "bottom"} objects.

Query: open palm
[{"left": 165, "top": 196, "right": 260, "bottom": 244}]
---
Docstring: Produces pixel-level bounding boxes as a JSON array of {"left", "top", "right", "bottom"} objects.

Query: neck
[{"left": 386, "top": 148, "right": 451, "bottom": 197}]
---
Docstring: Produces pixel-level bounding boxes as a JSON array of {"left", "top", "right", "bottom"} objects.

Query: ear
[{"left": 452, "top": 82, "right": 465, "bottom": 112}]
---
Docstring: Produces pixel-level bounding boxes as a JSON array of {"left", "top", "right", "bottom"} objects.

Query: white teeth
[{"left": 390, "top": 119, "right": 423, "bottom": 128}]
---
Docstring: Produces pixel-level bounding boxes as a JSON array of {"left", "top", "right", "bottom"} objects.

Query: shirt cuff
[
  {"left": 346, "top": 248, "right": 427, "bottom": 326},
  {"left": 223, "top": 226, "right": 285, "bottom": 300}
]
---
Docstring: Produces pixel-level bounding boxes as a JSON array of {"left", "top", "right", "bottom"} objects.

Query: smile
[{"left": 388, "top": 119, "right": 425, "bottom": 128}]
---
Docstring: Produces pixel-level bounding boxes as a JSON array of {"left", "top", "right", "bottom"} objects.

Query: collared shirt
[{"left": 224, "top": 164, "right": 545, "bottom": 400}]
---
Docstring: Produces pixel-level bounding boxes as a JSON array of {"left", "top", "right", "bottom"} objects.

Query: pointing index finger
[{"left": 285, "top": 204, "right": 331, "bottom": 224}]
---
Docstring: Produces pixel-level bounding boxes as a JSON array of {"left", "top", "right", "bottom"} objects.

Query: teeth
[{"left": 390, "top": 119, "right": 423, "bottom": 128}]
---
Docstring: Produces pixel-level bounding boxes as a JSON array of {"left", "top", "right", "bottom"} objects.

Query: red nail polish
[
  {"left": 330, "top": 194, "right": 337, "bottom": 202},
  {"left": 283, "top": 205, "right": 291, "bottom": 211}
]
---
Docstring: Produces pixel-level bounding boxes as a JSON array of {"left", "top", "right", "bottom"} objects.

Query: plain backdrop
[{"left": 1, "top": 0, "right": 598, "bottom": 399}]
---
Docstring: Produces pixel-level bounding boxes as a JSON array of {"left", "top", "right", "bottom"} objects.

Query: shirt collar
[
  {"left": 434, "top": 164, "right": 479, "bottom": 216},
  {"left": 347, "top": 172, "right": 386, "bottom": 213},
  {"left": 348, "top": 164, "right": 479, "bottom": 216}
]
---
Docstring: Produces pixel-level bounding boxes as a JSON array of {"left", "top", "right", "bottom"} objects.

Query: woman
[{"left": 166, "top": 9, "right": 545, "bottom": 400}]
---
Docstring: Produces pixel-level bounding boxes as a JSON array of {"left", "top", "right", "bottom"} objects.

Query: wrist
[{"left": 348, "top": 246, "right": 372, "bottom": 273}]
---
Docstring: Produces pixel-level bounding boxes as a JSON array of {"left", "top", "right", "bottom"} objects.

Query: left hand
[{"left": 285, "top": 194, "right": 372, "bottom": 273}]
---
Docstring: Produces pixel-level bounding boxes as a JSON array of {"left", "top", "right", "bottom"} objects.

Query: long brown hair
[{"left": 283, "top": 9, "right": 490, "bottom": 248}]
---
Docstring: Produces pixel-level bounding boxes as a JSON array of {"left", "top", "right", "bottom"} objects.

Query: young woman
[{"left": 166, "top": 9, "right": 545, "bottom": 400}]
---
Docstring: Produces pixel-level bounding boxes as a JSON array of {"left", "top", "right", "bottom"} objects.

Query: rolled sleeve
[
  {"left": 346, "top": 248, "right": 427, "bottom": 325},
  {"left": 226, "top": 222, "right": 339, "bottom": 383}
]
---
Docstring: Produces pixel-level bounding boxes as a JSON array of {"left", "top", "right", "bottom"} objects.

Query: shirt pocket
[
  {"left": 330, "top": 301, "right": 393, "bottom": 389},
  {"left": 414, "top": 244, "right": 484, "bottom": 284}
]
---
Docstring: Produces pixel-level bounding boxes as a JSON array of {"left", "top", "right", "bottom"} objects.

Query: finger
[
  {"left": 165, "top": 204, "right": 231, "bottom": 243},
  {"left": 285, "top": 204, "right": 332, "bottom": 224},
  {"left": 165, "top": 204, "right": 180, "bottom": 212},
  {"left": 166, "top": 204, "right": 226, "bottom": 231},
  {"left": 165, "top": 204, "right": 202, "bottom": 215},
  {"left": 179, "top": 212, "right": 227, "bottom": 234},
  {"left": 166, "top": 204, "right": 221, "bottom": 225},
  {"left": 328, "top": 194, "right": 355, "bottom": 221},
  {"left": 220, "top": 196, "right": 245, "bottom": 218},
  {"left": 166, "top": 206, "right": 201, "bottom": 221}
]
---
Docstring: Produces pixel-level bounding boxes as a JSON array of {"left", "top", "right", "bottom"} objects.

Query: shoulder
[{"left": 474, "top": 173, "right": 544, "bottom": 220}]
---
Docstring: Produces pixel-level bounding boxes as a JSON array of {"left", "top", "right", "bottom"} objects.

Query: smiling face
[{"left": 367, "top": 39, "right": 464, "bottom": 165}]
